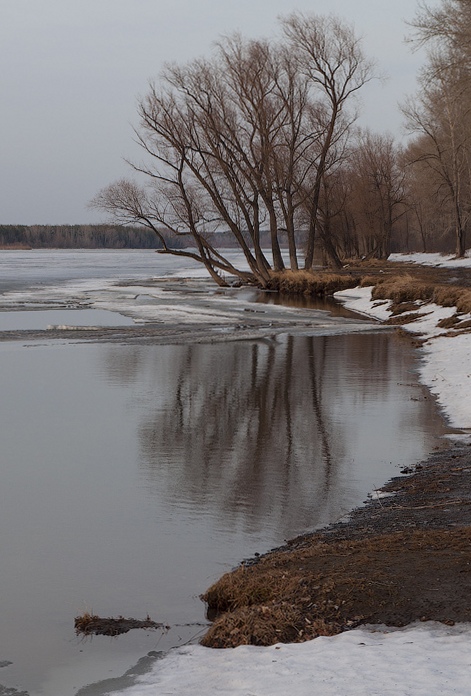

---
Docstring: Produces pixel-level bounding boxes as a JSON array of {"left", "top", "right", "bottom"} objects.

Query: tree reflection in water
[{"left": 103, "top": 333, "right": 444, "bottom": 540}]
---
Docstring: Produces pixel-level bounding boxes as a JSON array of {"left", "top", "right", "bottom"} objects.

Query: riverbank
[
  {"left": 112, "top": 446, "right": 471, "bottom": 695},
  {"left": 92, "top": 252, "right": 471, "bottom": 696},
  {"left": 198, "top": 252, "right": 471, "bottom": 648},
  {"left": 1, "top": 249, "right": 470, "bottom": 695},
  {"left": 201, "top": 443, "right": 471, "bottom": 647}
]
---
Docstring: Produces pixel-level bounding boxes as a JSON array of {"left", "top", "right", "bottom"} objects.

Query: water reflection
[
  {"left": 0, "top": 334, "right": 447, "bottom": 696},
  {"left": 257, "top": 290, "right": 362, "bottom": 318},
  {"left": 103, "top": 333, "right": 445, "bottom": 538}
]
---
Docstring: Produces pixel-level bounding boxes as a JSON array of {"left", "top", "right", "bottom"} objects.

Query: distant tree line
[{"left": 0, "top": 224, "right": 182, "bottom": 249}]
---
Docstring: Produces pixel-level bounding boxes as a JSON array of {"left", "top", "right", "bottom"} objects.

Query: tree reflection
[
  {"left": 136, "top": 336, "right": 350, "bottom": 537},
  {"left": 101, "top": 333, "right": 444, "bottom": 540}
]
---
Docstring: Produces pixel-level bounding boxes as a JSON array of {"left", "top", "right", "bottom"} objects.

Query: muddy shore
[
  {"left": 200, "top": 441, "right": 471, "bottom": 647},
  {"left": 196, "top": 262, "right": 471, "bottom": 648}
]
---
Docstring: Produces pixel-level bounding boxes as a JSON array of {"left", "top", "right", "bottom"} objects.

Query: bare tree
[
  {"left": 410, "top": 0, "right": 471, "bottom": 64},
  {"left": 404, "top": 0, "right": 471, "bottom": 256},
  {"left": 281, "top": 13, "right": 375, "bottom": 269},
  {"left": 92, "top": 13, "right": 373, "bottom": 285},
  {"left": 403, "top": 56, "right": 471, "bottom": 257},
  {"left": 347, "top": 132, "right": 408, "bottom": 259}
]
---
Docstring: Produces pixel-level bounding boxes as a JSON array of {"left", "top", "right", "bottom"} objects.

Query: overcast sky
[{"left": 1, "top": 0, "right": 427, "bottom": 225}]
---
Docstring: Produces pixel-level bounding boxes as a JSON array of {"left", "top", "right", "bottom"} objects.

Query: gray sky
[{"left": 1, "top": 0, "right": 425, "bottom": 225}]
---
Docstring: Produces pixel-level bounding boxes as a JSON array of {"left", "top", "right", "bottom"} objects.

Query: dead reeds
[
  {"left": 200, "top": 528, "right": 471, "bottom": 647},
  {"left": 357, "top": 273, "right": 471, "bottom": 323},
  {"left": 370, "top": 275, "right": 435, "bottom": 304},
  {"left": 268, "top": 270, "right": 358, "bottom": 296},
  {"left": 74, "top": 612, "right": 163, "bottom": 636}
]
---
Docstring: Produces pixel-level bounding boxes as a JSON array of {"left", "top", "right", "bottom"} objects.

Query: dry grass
[
  {"left": 343, "top": 257, "right": 389, "bottom": 268},
  {"left": 362, "top": 273, "right": 471, "bottom": 325},
  {"left": 200, "top": 528, "right": 471, "bottom": 647},
  {"left": 432, "top": 286, "right": 463, "bottom": 307},
  {"left": 359, "top": 275, "right": 380, "bottom": 288},
  {"left": 371, "top": 275, "right": 435, "bottom": 304},
  {"left": 74, "top": 611, "right": 162, "bottom": 636},
  {"left": 74, "top": 610, "right": 98, "bottom": 633},
  {"left": 201, "top": 604, "right": 340, "bottom": 648},
  {"left": 456, "top": 290, "right": 471, "bottom": 314},
  {"left": 264, "top": 265, "right": 471, "bottom": 319},
  {"left": 389, "top": 301, "right": 424, "bottom": 316},
  {"left": 385, "top": 312, "right": 430, "bottom": 325},
  {"left": 268, "top": 270, "right": 358, "bottom": 296},
  {"left": 437, "top": 315, "right": 461, "bottom": 329}
]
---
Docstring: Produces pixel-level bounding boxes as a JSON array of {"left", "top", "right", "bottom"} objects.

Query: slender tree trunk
[
  {"left": 304, "top": 114, "right": 337, "bottom": 271},
  {"left": 285, "top": 195, "right": 299, "bottom": 270},
  {"left": 268, "top": 207, "right": 285, "bottom": 271}
]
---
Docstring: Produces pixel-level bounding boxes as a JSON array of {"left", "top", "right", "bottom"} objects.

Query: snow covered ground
[
  {"left": 108, "top": 252, "right": 471, "bottom": 696},
  {"left": 390, "top": 250, "right": 471, "bottom": 267},
  {"left": 109, "top": 622, "right": 471, "bottom": 696}
]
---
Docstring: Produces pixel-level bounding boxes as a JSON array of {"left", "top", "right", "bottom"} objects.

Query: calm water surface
[{"left": 0, "top": 331, "right": 447, "bottom": 696}]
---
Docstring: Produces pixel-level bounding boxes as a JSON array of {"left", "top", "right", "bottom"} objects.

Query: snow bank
[
  {"left": 390, "top": 251, "right": 471, "bottom": 268},
  {"left": 110, "top": 622, "right": 471, "bottom": 696}
]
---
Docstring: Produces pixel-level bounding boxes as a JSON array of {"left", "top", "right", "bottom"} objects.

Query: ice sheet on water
[
  {"left": 0, "top": 309, "right": 134, "bottom": 331},
  {"left": 0, "top": 267, "right": 380, "bottom": 337}
]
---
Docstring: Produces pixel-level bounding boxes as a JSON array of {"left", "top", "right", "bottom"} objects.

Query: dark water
[{"left": 0, "top": 332, "right": 447, "bottom": 695}]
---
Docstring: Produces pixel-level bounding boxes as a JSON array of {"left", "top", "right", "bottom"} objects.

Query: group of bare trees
[
  {"left": 93, "top": 5, "right": 470, "bottom": 286},
  {"left": 93, "top": 12, "right": 376, "bottom": 285},
  {"left": 403, "top": 0, "right": 471, "bottom": 257}
]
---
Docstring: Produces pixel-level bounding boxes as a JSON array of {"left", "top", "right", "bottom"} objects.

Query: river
[{"left": 0, "top": 250, "right": 449, "bottom": 695}]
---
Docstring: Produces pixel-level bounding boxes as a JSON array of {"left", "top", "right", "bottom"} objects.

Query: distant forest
[{"left": 0, "top": 224, "right": 183, "bottom": 249}]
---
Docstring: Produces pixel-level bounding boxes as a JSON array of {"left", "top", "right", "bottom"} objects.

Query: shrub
[{"left": 268, "top": 270, "right": 357, "bottom": 296}]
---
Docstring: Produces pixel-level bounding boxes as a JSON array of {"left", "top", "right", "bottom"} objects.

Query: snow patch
[{"left": 108, "top": 622, "right": 471, "bottom": 696}]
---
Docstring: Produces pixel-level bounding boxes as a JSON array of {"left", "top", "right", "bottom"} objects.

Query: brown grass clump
[
  {"left": 201, "top": 604, "right": 340, "bottom": 648},
  {"left": 371, "top": 275, "right": 435, "bottom": 304},
  {"left": 385, "top": 312, "right": 430, "bottom": 325},
  {"left": 200, "top": 528, "right": 471, "bottom": 647},
  {"left": 343, "top": 257, "right": 389, "bottom": 268},
  {"left": 432, "top": 286, "right": 463, "bottom": 307},
  {"left": 359, "top": 275, "right": 381, "bottom": 288},
  {"left": 268, "top": 270, "right": 357, "bottom": 296},
  {"left": 437, "top": 314, "right": 461, "bottom": 329},
  {"left": 456, "top": 290, "right": 471, "bottom": 314},
  {"left": 75, "top": 611, "right": 99, "bottom": 633},
  {"left": 367, "top": 275, "right": 471, "bottom": 317},
  {"left": 389, "top": 301, "right": 423, "bottom": 316},
  {"left": 74, "top": 612, "right": 163, "bottom": 636},
  {"left": 202, "top": 565, "right": 304, "bottom": 614}
]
